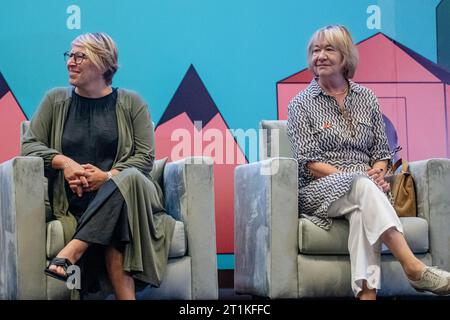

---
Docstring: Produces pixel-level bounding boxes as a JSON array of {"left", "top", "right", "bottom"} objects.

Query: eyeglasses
[{"left": 63, "top": 51, "right": 88, "bottom": 64}]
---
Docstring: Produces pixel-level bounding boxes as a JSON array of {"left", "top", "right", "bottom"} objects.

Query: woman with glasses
[
  {"left": 287, "top": 25, "right": 450, "bottom": 299},
  {"left": 22, "top": 32, "right": 175, "bottom": 300}
]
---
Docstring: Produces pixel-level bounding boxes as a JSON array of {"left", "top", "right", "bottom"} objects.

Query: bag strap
[
  {"left": 392, "top": 158, "right": 403, "bottom": 172},
  {"left": 401, "top": 159, "right": 409, "bottom": 173},
  {"left": 392, "top": 158, "right": 409, "bottom": 173},
  {"left": 390, "top": 146, "right": 403, "bottom": 173}
]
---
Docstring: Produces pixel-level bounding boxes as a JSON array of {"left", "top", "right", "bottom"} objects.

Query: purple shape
[
  {"left": 157, "top": 64, "right": 219, "bottom": 129},
  {"left": 0, "top": 72, "right": 9, "bottom": 100},
  {"left": 383, "top": 114, "right": 401, "bottom": 162}
]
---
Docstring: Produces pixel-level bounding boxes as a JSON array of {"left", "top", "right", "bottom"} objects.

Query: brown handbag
[{"left": 388, "top": 159, "right": 417, "bottom": 217}]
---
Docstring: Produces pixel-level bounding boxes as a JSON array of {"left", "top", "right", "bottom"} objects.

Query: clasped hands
[
  {"left": 64, "top": 162, "right": 109, "bottom": 197},
  {"left": 367, "top": 167, "right": 390, "bottom": 193}
]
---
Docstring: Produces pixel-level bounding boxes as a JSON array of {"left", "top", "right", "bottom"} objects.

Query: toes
[
  {"left": 48, "top": 265, "right": 67, "bottom": 276},
  {"left": 48, "top": 265, "right": 58, "bottom": 272},
  {"left": 56, "top": 266, "right": 66, "bottom": 276}
]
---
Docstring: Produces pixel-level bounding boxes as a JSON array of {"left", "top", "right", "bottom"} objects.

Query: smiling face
[
  {"left": 307, "top": 25, "right": 359, "bottom": 80},
  {"left": 66, "top": 45, "right": 106, "bottom": 89},
  {"left": 310, "top": 39, "right": 344, "bottom": 78}
]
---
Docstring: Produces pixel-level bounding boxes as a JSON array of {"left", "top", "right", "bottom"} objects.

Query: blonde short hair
[
  {"left": 307, "top": 25, "right": 359, "bottom": 79},
  {"left": 72, "top": 32, "right": 118, "bottom": 85}
]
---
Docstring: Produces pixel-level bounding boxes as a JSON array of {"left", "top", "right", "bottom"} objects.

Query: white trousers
[{"left": 327, "top": 175, "right": 404, "bottom": 297}]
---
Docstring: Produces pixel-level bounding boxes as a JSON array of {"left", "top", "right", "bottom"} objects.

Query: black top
[{"left": 62, "top": 88, "right": 118, "bottom": 217}]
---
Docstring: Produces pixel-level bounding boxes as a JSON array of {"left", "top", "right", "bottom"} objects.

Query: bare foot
[{"left": 45, "top": 239, "right": 89, "bottom": 279}]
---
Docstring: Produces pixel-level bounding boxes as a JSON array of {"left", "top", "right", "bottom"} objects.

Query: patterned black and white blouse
[{"left": 287, "top": 78, "right": 391, "bottom": 230}]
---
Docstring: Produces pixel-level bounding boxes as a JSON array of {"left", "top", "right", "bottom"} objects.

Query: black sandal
[{"left": 44, "top": 257, "right": 73, "bottom": 282}]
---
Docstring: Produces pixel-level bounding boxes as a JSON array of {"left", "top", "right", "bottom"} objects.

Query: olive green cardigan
[{"left": 21, "top": 87, "right": 175, "bottom": 286}]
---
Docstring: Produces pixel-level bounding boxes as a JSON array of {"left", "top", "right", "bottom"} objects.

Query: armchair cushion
[
  {"left": 150, "top": 157, "right": 168, "bottom": 187},
  {"left": 381, "top": 217, "right": 429, "bottom": 254},
  {"left": 298, "top": 217, "right": 429, "bottom": 255},
  {"left": 298, "top": 218, "right": 348, "bottom": 255},
  {"left": 168, "top": 220, "right": 186, "bottom": 258},
  {"left": 43, "top": 177, "right": 52, "bottom": 221},
  {"left": 46, "top": 220, "right": 65, "bottom": 259}
]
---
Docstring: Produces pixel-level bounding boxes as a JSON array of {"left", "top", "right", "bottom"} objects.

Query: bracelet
[{"left": 106, "top": 171, "right": 113, "bottom": 181}]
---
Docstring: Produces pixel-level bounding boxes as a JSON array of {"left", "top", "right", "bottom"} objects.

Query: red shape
[
  {"left": 0, "top": 91, "right": 27, "bottom": 162},
  {"left": 155, "top": 112, "right": 247, "bottom": 254}
]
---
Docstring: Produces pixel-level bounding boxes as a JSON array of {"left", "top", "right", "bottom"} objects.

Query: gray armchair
[
  {"left": 0, "top": 121, "right": 218, "bottom": 300},
  {"left": 234, "top": 120, "right": 450, "bottom": 298}
]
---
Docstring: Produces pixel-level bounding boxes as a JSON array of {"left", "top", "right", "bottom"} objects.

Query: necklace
[{"left": 324, "top": 85, "right": 348, "bottom": 96}]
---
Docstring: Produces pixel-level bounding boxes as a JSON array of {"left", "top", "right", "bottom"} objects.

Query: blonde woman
[
  {"left": 287, "top": 25, "right": 450, "bottom": 299},
  {"left": 22, "top": 33, "right": 175, "bottom": 300}
]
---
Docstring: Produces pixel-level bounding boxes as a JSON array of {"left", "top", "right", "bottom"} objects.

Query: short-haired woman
[{"left": 22, "top": 32, "right": 175, "bottom": 300}]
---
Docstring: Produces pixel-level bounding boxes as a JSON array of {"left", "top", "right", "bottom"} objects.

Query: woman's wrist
[
  {"left": 61, "top": 158, "right": 74, "bottom": 171},
  {"left": 52, "top": 154, "right": 71, "bottom": 170},
  {"left": 373, "top": 160, "right": 388, "bottom": 169}
]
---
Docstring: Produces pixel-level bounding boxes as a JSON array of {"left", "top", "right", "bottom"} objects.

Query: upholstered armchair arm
[
  {"left": 163, "top": 157, "right": 218, "bottom": 299},
  {"left": 234, "top": 157, "right": 299, "bottom": 298},
  {"left": 409, "top": 158, "right": 450, "bottom": 271},
  {"left": 0, "top": 156, "right": 46, "bottom": 299}
]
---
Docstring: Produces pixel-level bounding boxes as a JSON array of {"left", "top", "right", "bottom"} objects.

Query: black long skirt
[{"left": 69, "top": 180, "right": 130, "bottom": 294}]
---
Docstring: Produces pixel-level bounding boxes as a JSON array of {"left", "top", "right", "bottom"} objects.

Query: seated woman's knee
[{"left": 352, "top": 175, "right": 380, "bottom": 194}]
